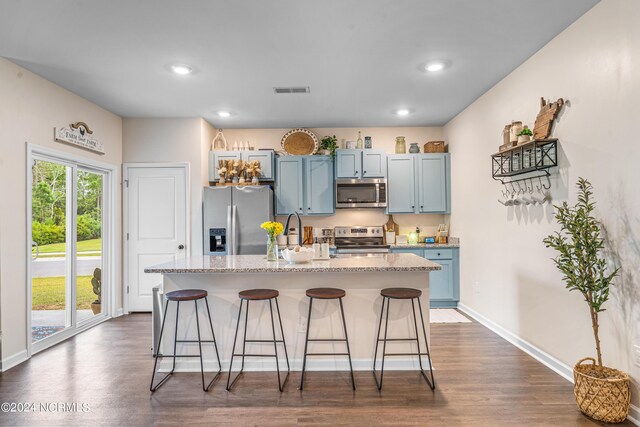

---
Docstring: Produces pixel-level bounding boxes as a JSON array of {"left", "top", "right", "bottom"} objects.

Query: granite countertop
[{"left": 144, "top": 253, "right": 441, "bottom": 274}]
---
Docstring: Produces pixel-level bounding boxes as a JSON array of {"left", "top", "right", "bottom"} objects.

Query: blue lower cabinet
[{"left": 391, "top": 247, "right": 459, "bottom": 308}]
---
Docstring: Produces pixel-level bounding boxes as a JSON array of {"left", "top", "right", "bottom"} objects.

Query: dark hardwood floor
[{"left": 0, "top": 313, "right": 630, "bottom": 426}]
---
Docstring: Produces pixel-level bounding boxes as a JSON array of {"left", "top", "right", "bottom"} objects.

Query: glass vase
[{"left": 266, "top": 236, "right": 278, "bottom": 261}]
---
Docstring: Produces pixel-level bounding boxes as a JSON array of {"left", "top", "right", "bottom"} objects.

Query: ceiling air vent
[{"left": 273, "top": 86, "right": 310, "bottom": 94}]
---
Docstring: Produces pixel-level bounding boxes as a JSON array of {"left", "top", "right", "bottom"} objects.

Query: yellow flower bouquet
[
  {"left": 261, "top": 221, "right": 283, "bottom": 261},
  {"left": 261, "top": 221, "right": 284, "bottom": 238}
]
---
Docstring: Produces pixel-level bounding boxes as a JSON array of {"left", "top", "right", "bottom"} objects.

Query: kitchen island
[{"left": 145, "top": 253, "right": 441, "bottom": 372}]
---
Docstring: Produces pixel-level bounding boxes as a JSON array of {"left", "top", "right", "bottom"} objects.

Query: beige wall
[
  {"left": 443, "top": 0, "right": 640, "bottom": 411},
  {"left": 0, "top": 58, "right": 123, "bottom": 363},
  {"left": 122, "top": 118, "right": 214, "bottom": 255},
  {"left": 222, "top": 126, "right": 447, "bottom": 234}
]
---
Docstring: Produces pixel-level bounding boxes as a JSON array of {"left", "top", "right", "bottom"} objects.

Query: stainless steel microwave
[{"left": 335, "top": 178, "right": 387, "bottom": 208}]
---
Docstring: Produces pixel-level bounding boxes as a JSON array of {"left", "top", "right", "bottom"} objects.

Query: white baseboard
[
  {"left": 1, "top": 350, "right": 29, "bottom": 372},
  {"left": 458, "top": 303, "right": 573, "bottom": 381},
  {"left": 458, "top": 303, "right": 640, "bottom": 426},
  {"left": 159, "top": 357, "right": 433, "bottom": 373},
  {"left": 114, "top": 308, "right": 124, "bottom": 317}
]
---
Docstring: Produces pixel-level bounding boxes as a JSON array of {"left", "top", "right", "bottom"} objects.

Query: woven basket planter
[{"left": 573, "top": 357, "right": 630, "bottom": 423}]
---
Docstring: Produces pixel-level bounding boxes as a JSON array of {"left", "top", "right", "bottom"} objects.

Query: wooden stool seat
[
  {"left": 165, "top": 289, "right": 208, "bottom": 301},
  {"left": 239, "top": 289, "right": 279, "bottom": 300},
  {"left": 306, "top": 287, "right": 346, "bottom": 299},
  {"left": 381, "top": 287, "right": 422, "bottom": 299}
]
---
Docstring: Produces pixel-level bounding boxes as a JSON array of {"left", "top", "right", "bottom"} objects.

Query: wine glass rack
[{"left": 491, "top": 139, "right": 558, "bottom": 184}]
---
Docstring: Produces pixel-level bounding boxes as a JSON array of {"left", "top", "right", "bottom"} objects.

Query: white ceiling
[{"left": 0, "top": 0, "right": 598, "bottom": 128}]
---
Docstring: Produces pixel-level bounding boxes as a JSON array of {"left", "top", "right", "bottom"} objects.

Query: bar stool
[
  {"left": 372, "top": 287, "right": 435, "bottom": 390},
  {"left": 150, "top": 289, "right": 222, "bottom": 392},
  {"left": 226, "top": 289, "right": 290, "bottom": 392},
  {"left": 300, "top": 287, "right": 355, "bottom": 390}
]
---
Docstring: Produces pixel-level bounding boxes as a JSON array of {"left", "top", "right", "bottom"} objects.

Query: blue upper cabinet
[
  {"left": 362, "top": 150, "right": 386, "bottom": 178},
  {"left": 386, "top": 155, "right": 416, "bottom": 213},
  {"left": 275, "top": 156, "right": 335, "bottom": 216},
  {"left": 417, "top": 154, "right": 449, "bottom": 213},
  {"left": 209, "top": 151, "right": 240, "bottom": 182},
  {"left": 243, "top": 151, "right": 274, "bottom": 181},
  {"left": 275, "top": 157, "right": 304, "bottom": 215},
  {"left": 335, "top": 149, "right": 361, "bottom": 178},
  {"left": 387, "top": 153, "right": 450, "bottom": 214},
  {"left": 305, "top": 156, "right": 335, "bottom": 215},
  {"left": 336, "top": 149, "right": 386, "bottom": 179},
  {"left": 208, "top": 150, "right": 274, "bottom": 182}
]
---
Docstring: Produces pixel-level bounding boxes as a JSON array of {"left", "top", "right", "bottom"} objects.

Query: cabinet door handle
[
  {"left": 421, "top": 205, "right": 424, "bottom": 209},
  {"left": 363, "top": 170, "right": 367, "bottom": 175},
  {"left": 354, "top": 171, "right": 358, "bottom": 175}
]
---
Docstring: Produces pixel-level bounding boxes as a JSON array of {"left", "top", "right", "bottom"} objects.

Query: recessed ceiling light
[
  {"left": 425, "top": 62, "right": 445, "bottom": 72},
  {"left": 396, "top": 109, "right": 410, "bottom": 116},
  {"left": 217, "top": 111, "right": 231, "bottom": 118},
  {"left": 171, "top": 64, "right": 192, "bottom": 75}
]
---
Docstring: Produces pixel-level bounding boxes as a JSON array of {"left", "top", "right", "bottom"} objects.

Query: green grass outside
[
  {"left": 32, "top": 275, "right": 96, "bottom": 310},
  {"left": 33, "top": 238, "right": 101, "bottom": 257}
]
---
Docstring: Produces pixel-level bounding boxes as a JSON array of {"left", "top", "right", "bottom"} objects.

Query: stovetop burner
[{"left": 334, "top": 226, "right": 389, "bottom": 253}]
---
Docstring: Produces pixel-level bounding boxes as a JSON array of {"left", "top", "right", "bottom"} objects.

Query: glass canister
[
  {"left": 409, "top": 143, "right": 420, "bottom": 153},
  {"left": 395, "top": 136, "right": 406, "bottom": 154}
]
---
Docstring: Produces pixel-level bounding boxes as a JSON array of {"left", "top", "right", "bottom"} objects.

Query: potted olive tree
[
  {"left": 543, "top": 178, "right": 630, "bottom": 423},
  {"left": 90, "top": 267, "right": 101, "bottom": 315}
]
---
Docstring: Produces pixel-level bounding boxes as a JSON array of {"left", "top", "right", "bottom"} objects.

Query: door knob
[{"left": 178, "top": 244, "right": 185, "bottom": 250}]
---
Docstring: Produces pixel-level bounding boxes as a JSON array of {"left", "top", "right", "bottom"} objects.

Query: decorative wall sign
[{"left": 54, "top": 121, "right": 104, "bottom": 154}]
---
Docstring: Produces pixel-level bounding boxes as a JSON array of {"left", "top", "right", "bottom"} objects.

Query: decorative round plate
[{"left": 280, "top": 129, "right": 318, "bottom": 155}]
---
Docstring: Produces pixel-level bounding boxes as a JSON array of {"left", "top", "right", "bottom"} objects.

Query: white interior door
[{"left": 125, "top": 165, "right": 188, "bottom": 311}]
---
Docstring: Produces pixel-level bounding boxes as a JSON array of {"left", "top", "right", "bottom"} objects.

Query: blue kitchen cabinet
[
  {"left": 242, "top": 151, "right": 274, "bottom": 181},
  {"left": 390, "top": 247, "right": 459, "bottom": 308},
  {"left": 305, "top": 156, "right": 335, "bottom": 215},
  {"left": 208, "top": 150, "right": 274, "bottom": 182},
  {"left": 275, "top": 156, "right": 334, "bottom": 216},
  {"left": 386, "top": 155, "right": 416, "bottom": 213},
  {"left": 335, "top": 149, "right": 361, "bottom": 178},
  {"left": 275, "top": 157, "right": 304, "bottom": 215},
  {"left": 418, "top": 154, "right": 449, "bottom": 213},
  {"left": 336, "top": 149, "right": 386, "bottom": 179},
  {"left": 362, "top": 150, "right": 386, "bottom": 178},
  {"left": 387, "top": 153, "right": 450, "bottom": 214}
]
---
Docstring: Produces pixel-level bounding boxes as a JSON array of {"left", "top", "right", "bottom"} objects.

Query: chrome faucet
[{"left": 283, "top": 212, "right": 303, "bottom": 246}]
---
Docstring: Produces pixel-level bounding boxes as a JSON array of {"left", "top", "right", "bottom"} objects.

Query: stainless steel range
[{"left": 334, "top": 226, "right": 390, "bottom": 254}]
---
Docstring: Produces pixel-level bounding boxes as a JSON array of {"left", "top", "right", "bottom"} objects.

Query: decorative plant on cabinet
[
  {"left": 320, "top": 135, "right": 338, "bottom": 159},
  {"left": 543, "top": 178, "right": 630, "bottom": 423}
]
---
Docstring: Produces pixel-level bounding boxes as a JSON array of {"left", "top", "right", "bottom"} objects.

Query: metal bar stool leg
[
  {"left": 372, "top": 296, "right": 385, "bottom": 388},
  {"left": 150, "top": 300, "right": 170, "bottom": 392},
  {"left": 373, "top": 296, "right": 390, "bottom": 390},
  {"left": 299, "top": 297, "right": 314, "bottom": 390},
  {"left": 274, "top": 298, "right": 290, "bottom": 373},
  {"left": 339, "top": 297, "right": 356, "bottom": 391},
  {"left": 240, "top": 300, "right": 250, "bottom": 371},
  {"left": 226, "top": 299, "right": 244, "bottom": 391},
  {"left": 194, "top": 299, "right": 207, "bottom": 391},
  {"left": 268, "top": 299, "right": 289, "bottom": 392},
  {"left": 203, "top": 298, "right": 223, "bottom": 381},
  {"left": 417, "top": 297, "right": 435, "bottom": 390}
]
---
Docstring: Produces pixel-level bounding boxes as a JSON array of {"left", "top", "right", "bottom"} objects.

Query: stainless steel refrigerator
[{"left": 203, "top": 186, "right": 274, "bottom": 255}]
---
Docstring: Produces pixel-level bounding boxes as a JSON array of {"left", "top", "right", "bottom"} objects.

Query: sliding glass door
[{"left": 30, "top": 156, "right": 108, "bottom": 351}]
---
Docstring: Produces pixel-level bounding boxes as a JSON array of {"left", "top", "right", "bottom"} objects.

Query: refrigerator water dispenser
[{"left": 209, "top": 228, "right": 226, "bottom": 253}]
